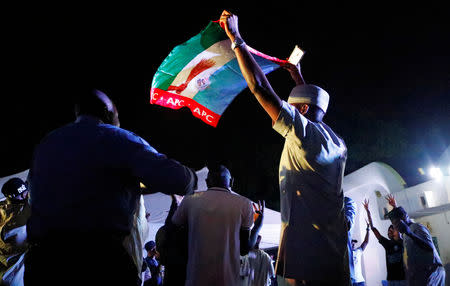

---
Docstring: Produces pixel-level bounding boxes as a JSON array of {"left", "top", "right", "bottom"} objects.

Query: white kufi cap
[{"left": 287, "top": 84, "right": 329, "bottom": 113}]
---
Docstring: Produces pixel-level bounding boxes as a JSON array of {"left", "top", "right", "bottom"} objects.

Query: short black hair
[
  {"left": 388, "top": 207, "right": 408, "bottom": 220},
  {"left": 74, "top": 89, "right": 109, "bottom": 119},
  {"left": 206, "top": 164, "right": 232, "bottom": 188}
]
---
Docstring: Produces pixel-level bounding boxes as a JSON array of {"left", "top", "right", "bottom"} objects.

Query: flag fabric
[{"left": 150, "top": 21, "right": 287, "bottom": 127}]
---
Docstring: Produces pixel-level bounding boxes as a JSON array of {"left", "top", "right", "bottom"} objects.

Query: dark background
[{"left": 1, "top": 4, "right": 449, "bottom": 210}]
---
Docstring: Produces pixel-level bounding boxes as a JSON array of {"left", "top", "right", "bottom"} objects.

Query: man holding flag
[{"left": 220, "top": 10, "right": 349, "bottom": 286}]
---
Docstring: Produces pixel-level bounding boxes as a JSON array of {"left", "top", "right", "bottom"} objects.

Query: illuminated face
[
  {"left": 392, "top": 228, "right": 400, "bottom": 240},
  {"left": 388, "top": 226, "right": 395, "bottom": 240}
]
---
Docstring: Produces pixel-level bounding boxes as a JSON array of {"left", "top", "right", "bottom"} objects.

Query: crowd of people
[{"left": 0, "top": 9, "right": 446, "bottom": 286}]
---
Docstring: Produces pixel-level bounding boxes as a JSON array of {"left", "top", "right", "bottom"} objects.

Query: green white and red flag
[{"left": 150, "top": 21, "right": 287, "bottom": 127}]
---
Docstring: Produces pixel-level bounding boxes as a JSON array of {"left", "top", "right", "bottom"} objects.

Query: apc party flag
[{"left": 150, "top": 21, "right": 287, "bottom": 127}]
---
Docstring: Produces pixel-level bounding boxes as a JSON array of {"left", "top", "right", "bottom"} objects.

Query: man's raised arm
[{"left": 219, "top": 10, "right": 282, "bottom": 123}]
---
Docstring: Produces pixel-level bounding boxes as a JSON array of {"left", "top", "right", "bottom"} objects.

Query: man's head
[
  {"left": 387, "top": 225, "right": 401, "bottom": 241},
  {"left": 75, "top": 89, "right": 120, "bottom": 127},
  {"left": 388, "top": 206, "right": 410, "bottom": 231},
  {"left": 288, "top": 84, "right": 329, "bottom": 122},
  {"left": 206, "top": 164, "right": 233, "bottom": 189},
  {"left": 144, "top": 240, "right": 156, "bottom": 255},
  {"left": 1, "top": 177, "right": 29, "bottom": 201}
]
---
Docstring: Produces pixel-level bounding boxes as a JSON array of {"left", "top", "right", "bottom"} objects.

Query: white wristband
[{"left": 231, "top": 38, "right": 245, "bottom": 50}]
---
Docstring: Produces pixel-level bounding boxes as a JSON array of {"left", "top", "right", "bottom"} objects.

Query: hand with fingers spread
[
  {"left": 252, "top": 200, "right": 265, "bottom": 225},
  {"left": 245, "top": 200, "right": 265, "bottom": 253},
  {"left": 362, "top": 198, "right": 370, "bottom": 212},
  {"left": 362, "top": 198, "right": 375, "bottom": 229},
  {"left": 385, "top": 194, "right": 397, "bottom": 208}
]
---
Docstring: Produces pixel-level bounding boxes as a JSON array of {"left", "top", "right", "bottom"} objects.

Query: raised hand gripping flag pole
[{"left": 150, "top": 21, "right": 287, "bottom": 127}]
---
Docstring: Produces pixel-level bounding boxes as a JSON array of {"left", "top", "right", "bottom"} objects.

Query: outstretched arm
[
  {"left": 394, "top": 220, "right": 434, "bottom": 251},
  {"left": 165, "top": 194, "right": 183, "bottom": 225},
  {"left": 283, "top": 62, "right": 305, "bottom": 86},
  {"left": 360, "top": 222, "right": 370, "bottom": 251},
  {"left": 240, "top": 201, "right": 264, "bottom": 255},
  {"left": 220, "top": 10, "right": 282, "bottom": 123},
  {"left": 363, "top": 199, "right": 383, "bottom": 240}
]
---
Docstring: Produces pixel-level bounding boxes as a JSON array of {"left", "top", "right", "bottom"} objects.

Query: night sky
[{"left": 1, "top": 4, "right": 449, "bottom": 210}]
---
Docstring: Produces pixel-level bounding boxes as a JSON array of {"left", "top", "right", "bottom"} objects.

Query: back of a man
[
  {"left": 388, "top": 205, "right": 445, "bottom": 286},
  {"left": 273, "top": 92, "right": 348, "bottom": 283},
  {"left": 403, "top": 222, "right": 444, "bottom": 285},
  {"left": 219, "top": 10, "right": 349, "bottom": 284},
  {"left": 25, "top": 90, "right": 195, "bottom": 286},
  {"left": 172, "top": 166, "right": 254, "bottom": 286},
  {"left": 0, "top": 178, "right": 30, "bottom": 285}
]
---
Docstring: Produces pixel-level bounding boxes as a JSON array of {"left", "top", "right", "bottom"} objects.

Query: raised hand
[
  {"left": 363, "top": 198, "right": 370, "bottom": 212},
  {"left": 363, "top": 199, "right": 374, "bottom": 228},
  {"left": 219, "top": 10, "right": 241, "bottom": 42},
  {"left": 252, "top": 200, "right": 265, "bottom": 224},
  {"left": 282, "top": 61, "right": 304, "bottom": 85},
  {"left": 385, "top": 194, "right": 397, "bottom": 208}
]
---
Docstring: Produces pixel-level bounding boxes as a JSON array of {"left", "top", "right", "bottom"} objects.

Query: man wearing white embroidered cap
[
  {"left": 220, "top": 10, "right": 349, "bottom": 286},
  {"left": 287, "top": 84, "right": 329, "bottom": 113}
]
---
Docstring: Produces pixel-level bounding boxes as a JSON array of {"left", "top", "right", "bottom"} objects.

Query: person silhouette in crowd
[
  {"left": 0, "top": 177, "right": 30, "bottom": 285},
  {"left": 363, "top": 198, "right": 406, "bottom": 286},
  {"left": 25, "top": 88, "right": 196, "bottom": 286},
  {"left": 172, "top": 164, "right": 263, "bottom": 286},
  {"left": 350, "top": 223, "right": 370, "bottom": 286},
  {"left": 155, "top": 194, "right": 188, "bottom": 286},
  {"left": 240, "top": 234, "right": 275, "bottom": 286},
  {"left": 220, "top": 10, "right": 349, "bottom": 285},
  {"left": 387, "top": 195, "right": 445, "bottom": 286},
  {"left": 144, "top": 240, "right": 162, "bottom": 286}
]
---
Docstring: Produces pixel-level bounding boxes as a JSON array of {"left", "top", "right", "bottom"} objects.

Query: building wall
[{"left": 345, "top": 181, "right": 450, "bottom": 286}]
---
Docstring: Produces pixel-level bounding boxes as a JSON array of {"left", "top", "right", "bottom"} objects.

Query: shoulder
[
  {"left": 232, "top": 193, "right": 253, "bottom": 208},
  {"left": 260, "top": 250, "right": 271, "bottom": 259},
  {"left": 411, "top": 222, "right": 426, "bottom": 231},
  {"left": 34, "top": 122, "right": 76, "bottom": 147},
  {"left": 319, "top": 122, "right": 347, "bottom": 147},
  {"left": 411, "top": 223, "right": 431, "bottom": 236},
  {"left": 179, "top": 192, "right": 199, "bottom": 205},
  {"left": 273, "top": 101, "right": 309, "bottom": 138},
  {"left": 100, "top": 124, "right": 158, "bottom": 152}
]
